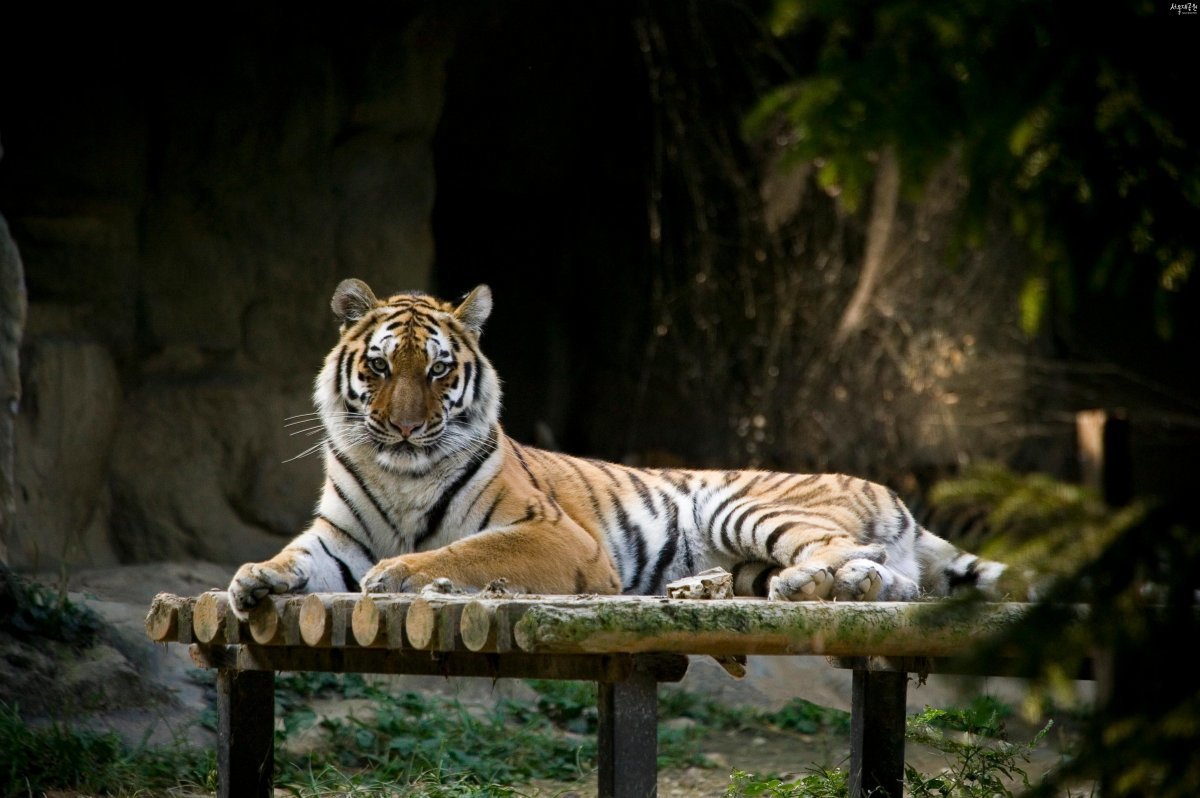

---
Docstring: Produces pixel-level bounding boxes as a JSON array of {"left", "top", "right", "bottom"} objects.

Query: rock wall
[
  {"left": 0, "top": 174, "right": 25, "bottom": 566},
  {"left": 0, "top": 14, "right": 450, "bottom": 571}
]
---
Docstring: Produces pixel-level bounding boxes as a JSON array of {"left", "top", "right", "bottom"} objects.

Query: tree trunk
[{"left": 835, "top": 146, "right": 900, "bottom": 343}]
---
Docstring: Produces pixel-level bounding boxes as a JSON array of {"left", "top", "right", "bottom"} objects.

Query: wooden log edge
[
  {"left": 300, "top": 594, "right": 359, "bottom": 647},
  {"left": 405, "top": 596, "right": 467, "bottom": 651},
  {"left": 300, "top": 594, "right": 332, "bottom": 647},
  {"left": 145, "top": 593, "right": 183, "bottom": 642},
  {"left": 248, "top": 595, "right": 298, "bottom": 645},
  {"left": 460, "top": 601, "right": 495, "bottom": 652},
  {"left": 193, "top": 591, "right": 228, "bottom": 644}
]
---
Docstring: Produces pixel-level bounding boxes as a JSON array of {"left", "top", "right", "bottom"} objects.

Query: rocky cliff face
[
  {"left": 0, "top": 194, "right": 25, "bottom": 567},
  {"left": 0, "top": 14, "right": 450, "bottom": 571}
]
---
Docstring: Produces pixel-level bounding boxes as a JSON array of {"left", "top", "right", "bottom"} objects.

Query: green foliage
[
  {"left": 906, "top": 706, "right": 1052, "bottom": 798},
  {"left": 659, "top": 687, "right": 851, "bottom": 736},
  {"left": 519, "top": 681, "right": 713, "bottom": 769},
  {"left": 929, "top": 461, "right": 1146, "bottom": 587},
  {"left": 749, "top": 0, "right": 1199, "bottom": 338},
  {"left": 268, "top": 676, "right": 712, "bottom": 788},
  {"left": 726, "top": 766, "right": 849, "bottom": 797},
  {"left": 765, "top": 698, "right": 852, "bottom": 736},
  {"left": 923, "top": 695, "right": 1013, "bottom": 737},
  {"left": 0, "top": 572, "right": 101, "bottom": 647},
  {"left": 526, "top": 678, "right": 598, "bottom": 734},
  {"left": 930, "top": 464, "right": 1200, "bottom": 796},
  {"left": 298, "top": 688, "right": 588, "bottom": 786},
  {"left": 0, "top": 702, "right": 215, "bottom": 797},
  {"left": 277, "top": 670, "right": 371, "bottom": 700},
  {"left": 659, "top": 685, "right": 758, "bottom": 729}
]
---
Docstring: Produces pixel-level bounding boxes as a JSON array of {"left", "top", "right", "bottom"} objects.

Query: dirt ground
[
  {"left": 527, "top": 723, "right": 851, "bottom": 796},
  {"left": 526, "top": 717, "right": 1085, "bottom": 797}
]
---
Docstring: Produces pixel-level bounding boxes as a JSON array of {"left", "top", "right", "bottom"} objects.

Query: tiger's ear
[
  {"left": 331, "top": 279, "right": 380, "bottom": 326},
  {"left": 454, "top": 285, "right": 493, "bottom": 334}
]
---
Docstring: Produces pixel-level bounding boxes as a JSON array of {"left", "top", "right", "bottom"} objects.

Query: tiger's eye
[
  {"left": 429, "top": 361, "right": 450, "bottom": 378},
  {"left": 368, "top": 357, "right": 389, "bottom": 375}
]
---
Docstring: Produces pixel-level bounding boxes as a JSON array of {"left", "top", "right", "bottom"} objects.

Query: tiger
[{"left": 228, "top": 279, "right": 1019, "bottom": 618}]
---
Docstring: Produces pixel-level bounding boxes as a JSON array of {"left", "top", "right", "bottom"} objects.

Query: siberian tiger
[{"left": 228, "top": 279, "right": 1016, "bottom": 618}]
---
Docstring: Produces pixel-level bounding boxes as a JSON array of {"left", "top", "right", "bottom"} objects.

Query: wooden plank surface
[{"left": 149, "top": 592, "right": 1089, "bottom": 668}]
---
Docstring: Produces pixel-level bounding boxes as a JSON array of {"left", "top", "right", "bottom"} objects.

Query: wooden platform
[{"left": 147, "top": 591, "right": 1089, "bottom": 798}]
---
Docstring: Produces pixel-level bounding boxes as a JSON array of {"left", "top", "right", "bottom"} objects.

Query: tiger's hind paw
[
  {"left": 832, "top": 560, "right": 884, "bottom": 601},
  {"left": 768, "top": 565, "right": 834, "bottom": 601}
]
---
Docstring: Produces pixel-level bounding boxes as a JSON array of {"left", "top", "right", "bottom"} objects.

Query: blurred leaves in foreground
[
  {"left": 930, "top": 463, "right": 1200, "bottom": 796},
  {"left": 930, "top": 461, "right": 1146, "bottom": 588}
]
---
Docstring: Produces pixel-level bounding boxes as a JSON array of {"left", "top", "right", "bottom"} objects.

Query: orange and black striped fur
[{"left": 228, "top": 280, "right": 1015, "bottom": 618}]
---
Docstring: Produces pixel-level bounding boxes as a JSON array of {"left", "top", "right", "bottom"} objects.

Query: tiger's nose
[{"left": 396, "top": 421, "right": 420, "bottom": 437}]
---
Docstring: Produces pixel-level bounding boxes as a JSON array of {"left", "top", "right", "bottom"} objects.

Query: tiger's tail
[{"left": 914, "top": 530, "right": 1032, "bottom": 600}]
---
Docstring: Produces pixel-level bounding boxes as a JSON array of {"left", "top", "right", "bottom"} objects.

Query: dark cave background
[{"left": 1, "top": 3, "right": 1196, "bottom": 572}]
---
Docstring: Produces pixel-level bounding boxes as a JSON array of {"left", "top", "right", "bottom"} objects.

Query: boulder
[
  {"left": 0, "top": 210, "right": 25, "bottom": 565},
  {"left": 108, "top": 378, "right": 324, "bottom": 565},
  {"left": 13, "top": 339, "right": 122, "bottom": 570}
]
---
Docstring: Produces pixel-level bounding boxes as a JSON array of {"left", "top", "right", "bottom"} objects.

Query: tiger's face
[{"left": 315, "top": 279, "right": 499, "bottom": 473}]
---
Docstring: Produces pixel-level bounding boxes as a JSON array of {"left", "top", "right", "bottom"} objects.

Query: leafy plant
[
  {"left": 0, "top": 571, "right": 101, "bottom": 647},
  {"left": 526, "top": 678, "right": 598, "bottom": 734},
  {"left": 659, "top": 686, "right": 851, "bottom": 736},
  {"left": 765, "top": 698, "right": 852, "bottom": 736},
  {"left": 923, "top": 695, "right": 1013, "bottom": 737},
  {"left": 906, "top": 705, "right": 1052, "bottom": 798}
]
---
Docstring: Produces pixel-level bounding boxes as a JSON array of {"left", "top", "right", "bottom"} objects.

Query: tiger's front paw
[
  {"left": 360, "top": 557, "right": 434, "bottom": 595},
  {"left": 228, "top": 560, "right": 307, "bottom": 620},
  {"left": 768, "top": 564, "right": 835, "bottom": 601}
]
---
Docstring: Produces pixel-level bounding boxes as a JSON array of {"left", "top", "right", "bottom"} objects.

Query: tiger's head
[{"left": 315, "top": 279, "right": 500, "bottom": 474}]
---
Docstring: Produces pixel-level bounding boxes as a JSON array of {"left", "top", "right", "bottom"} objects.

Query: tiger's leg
[
  {"left": 729, "top": 558, "right": 916, "bottom": 600},
  {"left": 730, "top": 562, "right": 781, "bottom": 597},
  {"left": 766, "top": 541, "right": 889, "bottom": 602},
  {"left": 360, "top": 519, "right": 622, "bottom": 595},
  {"left": 713, "top": 496, "right": 911, "bottom": 601},
  {"left": 228, "top": 518, "right": 374, "bottom": 619}
]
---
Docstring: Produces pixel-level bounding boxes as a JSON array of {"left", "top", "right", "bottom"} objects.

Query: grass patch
[
  {"left": 270, "top": 675, "right": 715, "bottom": 790},
  {"left": 270, "top": 675, "right": 595, "bottom": 791},
  {"left": 0, "top": 702, "right": 215, "bottom": 797},
  {"left": 726, "top": 766, "right": 849, "bottom": 797}
]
